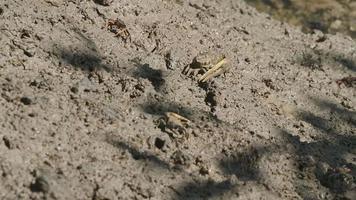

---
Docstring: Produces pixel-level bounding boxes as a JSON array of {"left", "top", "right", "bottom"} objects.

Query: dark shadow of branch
[
  {"left": 219, "top": 147, "right": 261, "bottom": 181},
  {"left": 105, "top": 135, "right": 171, "bottom": 170},
  {"left": 132, "top": 63, "right": 165, "bottom": 91},
  {"left": 58, "top": 48, "right": 111, "bottom": 72},
  {"left": 295, "top": 46, "right": 356, "bottom": 73},
  {"left": 312, "top": 98, "right": 356, "bottom": 127},
  {"left": 54, "top": 28, "right": 112, "bottom": 72},
  {"left": 174, "top": 179, "right": 238, "bottom": 200},
  {"left": 334, "top": 56, "right": 356, "bottom": 72},
  {"left": 140, "top": 101, "right": 195, "bottom": 118},
  {"left": 281, "top": 128, "right": 356, "bottom": 195}
]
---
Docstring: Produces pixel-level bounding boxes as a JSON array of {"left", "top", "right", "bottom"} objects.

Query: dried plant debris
[
  {"left": 336, "top": 76, "right": 356, "bottom": 87},
  {"left": 183, "top": 51, "right": 230, "bottom": 82}
]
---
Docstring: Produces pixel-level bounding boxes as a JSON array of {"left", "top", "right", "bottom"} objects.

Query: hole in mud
[
  {"left": 20, "top": 96, "right": 33, "bottom": 105},
  {"left": 94, "top": 0, "right": 112, "bottom": 6},
  {"left": 154, "top": 137, "right": 165, "bottom": 149},
  {"left": 30, "top": 176, "right": 50, "bottom": 193},
  {"left": 2, "top": 136, "right": 11, "bottom": 149}
]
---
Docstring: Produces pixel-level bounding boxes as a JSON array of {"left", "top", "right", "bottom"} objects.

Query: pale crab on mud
[
  {"left": 157, "top": 112, "right": 191, "bottom": 140},
  {"left": 182, "top": 51, "right": 230, "bottom": 82}
]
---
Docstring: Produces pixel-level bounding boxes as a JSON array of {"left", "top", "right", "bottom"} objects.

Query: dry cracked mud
[{"left": 0, "top": 0, "right": 356, "bottom": 199}]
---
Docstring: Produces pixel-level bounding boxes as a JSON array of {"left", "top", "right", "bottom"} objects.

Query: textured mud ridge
[{"left": 0, "top": 0, "right": 356, "bottom": 199}]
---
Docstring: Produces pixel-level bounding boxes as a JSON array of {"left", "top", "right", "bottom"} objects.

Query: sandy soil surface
[
  {"left": 246, "top": 0, "right": 356, "bottom": 38},
  {"left": 0, "top": 0, "right": 356, "bottom": 199}
]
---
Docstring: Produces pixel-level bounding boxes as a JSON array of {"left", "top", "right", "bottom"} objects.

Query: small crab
[
  {"left": 105, "top": 18, "right": 131, "bottom": 41},
  {"left": 182, "top": 52, "right": 229, "bottom": 82},
  {"left": 157, "top": 112, "right": 191, "bottom": 140}
]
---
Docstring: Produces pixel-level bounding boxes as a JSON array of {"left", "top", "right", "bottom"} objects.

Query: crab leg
[
  {"left": 198, "top": 58, "right": 228, "bottom": 82},
  {"left": 165, "top": 112, "right": 191, "bottom": 123}
]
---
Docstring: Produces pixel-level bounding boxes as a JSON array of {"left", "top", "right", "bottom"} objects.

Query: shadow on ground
[
  {"left": 54, "top": 28, "right": 112, "bottom": 72},
  {"left": 106, "top": 136, "right": 171, "bottom": 170},
  {"left": 56, "top": 26, "right": 356, "bottom": 200},
  {"left": 296, "top": 46, "right": 356, "bottom": 73},
  {"left": 130, "top": 58, "right": 165, "bottom": 91},
  {"left": 280, "top": 97, "right": 356, "bottom": 198}
]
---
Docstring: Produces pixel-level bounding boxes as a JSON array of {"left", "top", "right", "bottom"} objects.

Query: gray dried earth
[{"left": 0, "top": 0, "right": 356, "bottom": 199}]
